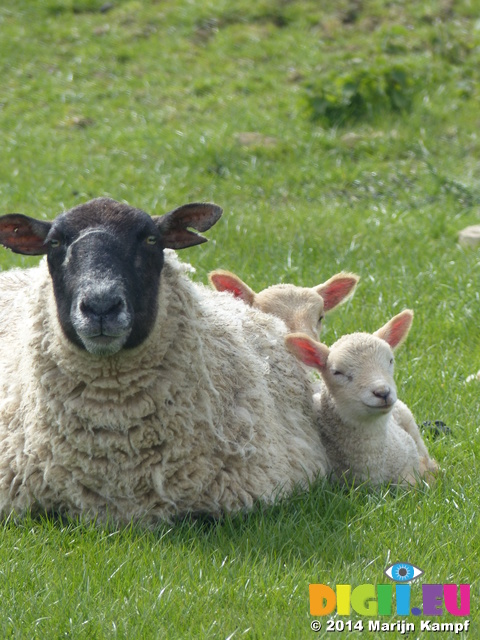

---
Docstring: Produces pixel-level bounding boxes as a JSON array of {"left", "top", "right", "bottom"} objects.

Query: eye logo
[{"left": 384, "top": 562, "right": 424, "bottom": 582}]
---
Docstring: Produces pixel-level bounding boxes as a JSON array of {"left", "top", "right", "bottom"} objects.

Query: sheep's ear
[
  {"left": 208, "top": 270, "right": 256, "bottom": 305},
  {"left": 154, "top": 202, "right": 222, "bottom": 249},
  {"left": 315, "top": 273, "right": 360, "bottom": 312},
  {"left": 0, "top": 214, "right": 52, "bottom": 255},
  {"left": 285, "top": 333, "right": 329, "bottom": 370},
  {"left": 374, "top": 310, "right": 414, "bottom": 350}
]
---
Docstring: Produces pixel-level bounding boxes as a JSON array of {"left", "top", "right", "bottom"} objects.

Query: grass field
[{"left": 0, "top": 0, "right": 479, "bottom": 637}]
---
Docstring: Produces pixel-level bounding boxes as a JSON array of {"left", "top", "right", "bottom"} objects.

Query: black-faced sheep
[
  {"left": 0, "top": 198, "right": 328, "bottom": 525},
  {"left": 285, "top": 310, "right": 438, "bottom": 486}
]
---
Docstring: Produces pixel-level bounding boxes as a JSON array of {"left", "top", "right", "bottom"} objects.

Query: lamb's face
[
  {"left": 256, "top": 285, "right": 325, "bottom": 339},
  {"left": 0, "top": 197, "right": 222, "bottom": 356},
  {"left": 208, "top": 271, "right": 359, "bottom": 340},
  {"left": 323, "top": 334, "right": 397, "bottom": 425},
  {"left": 285, "top": 310, "right": 413, "bottom": 429}
]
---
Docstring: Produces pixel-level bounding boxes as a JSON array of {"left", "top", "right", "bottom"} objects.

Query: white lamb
[
  {"left": 285, "top": 310, "right": 439, "bottom": 486},
  {"left": 208, "top": 269, "right": 359, "bottom": 339},
  {"left": 0, "top": 198, "right": 329, "bottom": 526}
]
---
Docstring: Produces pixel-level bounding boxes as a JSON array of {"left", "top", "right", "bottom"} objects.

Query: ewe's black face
[
  {"left": 46, "top": 201, "right": 166, "bottom": 355},
  {"left": 0, "top": 197, "right": 222, "bottom": 356}
]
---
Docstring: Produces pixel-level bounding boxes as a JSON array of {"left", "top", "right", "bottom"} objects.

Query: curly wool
[{"left": 0, "top": 253, "right": 328, "bottom": 525}]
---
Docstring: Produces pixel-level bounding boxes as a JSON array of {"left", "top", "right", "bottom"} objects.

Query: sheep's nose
[
  {"left": 80, "top": 294, "right": 126, "bottom": 321},
  {"left": 77, "top": 284, "right": 131, "bottom": 336},
  {"left": 372, "top": 385, "right": 391, "bottom": 401}
]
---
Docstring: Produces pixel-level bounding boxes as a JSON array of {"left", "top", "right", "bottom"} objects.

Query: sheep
[
  {"left": 0, "top": 197, "right": 328, "bottom": 526},
  {"left": 285, "top": 310, "right": 439, "bottom": 486},
  {"left": 208, "top": 269, "right": 359, "bottom": 339}
]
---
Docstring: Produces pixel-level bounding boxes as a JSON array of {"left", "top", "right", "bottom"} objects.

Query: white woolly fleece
[{"left": 0, "top": 254, "right": 328, "bottom": 525}]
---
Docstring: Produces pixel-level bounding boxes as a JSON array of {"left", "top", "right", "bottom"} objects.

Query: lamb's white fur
[
  {"left": 208, "top": 270, "right": 359, "bottom": 339},
  {"left": 0, "top": 252, "right": 329, "bottom": 525},
  {"left": 286, "top": 311, "right": 438, "bottom": 486}
]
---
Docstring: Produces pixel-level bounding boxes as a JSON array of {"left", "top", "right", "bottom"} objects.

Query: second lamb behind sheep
[
  {"left": 285, "top": 310, "right": 439, "bottom": 486},
  {"left": 208, "top": 270, "right": 359, "bottom": 339}
]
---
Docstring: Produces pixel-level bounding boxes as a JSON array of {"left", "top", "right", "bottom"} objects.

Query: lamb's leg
[{"left": 393, "top": 400, "right": 438, "bottom": 474}]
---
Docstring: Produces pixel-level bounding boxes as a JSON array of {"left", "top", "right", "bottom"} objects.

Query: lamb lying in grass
[
  {"left": 208, "top": 269, "right": 359, "bottom": 339},
  {"left": 285, "top": 310, "right": 439, "bottom": 486}
]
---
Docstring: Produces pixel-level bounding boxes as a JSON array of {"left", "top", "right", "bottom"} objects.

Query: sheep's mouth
[{"left": 78, "top": 331, "right": 130, "bottom": 356}]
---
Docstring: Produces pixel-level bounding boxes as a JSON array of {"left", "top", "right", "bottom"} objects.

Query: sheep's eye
[
  {"left": 318, "top": 315, "right": 324, "bottom": 325},
  {"left": 146, "top": 235, "right": 157, "bottom": 245},
  {"left": 390, "top": 358, "right": 394, "bottom": 365},
  {"left": 333, "top": 370, "right": 344, "bottom": 376},
  {"left": 49, "top": 239, "right": 61, "bottom": 248}
]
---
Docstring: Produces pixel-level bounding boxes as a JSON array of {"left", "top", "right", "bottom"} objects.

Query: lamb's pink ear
[
  {"left": 285, "top": 333, "right": 329, "bottom": 371},
  {"left": 154, "top": 202, "right": 222, "bottom": 249},
  {"left": 208, "top": 270, "right": 256, "bottom": 305},
  {"left": 374, "top": 310, "right": 414, "bottom": 350},
  {"left": 315, "top": 273, "right": 360, "bottom": 312},
  {"left": 0, "top": 214, "right": 52, "bottom": 255}
]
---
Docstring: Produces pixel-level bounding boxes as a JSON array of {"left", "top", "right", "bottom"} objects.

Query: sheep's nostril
[
  {"left": 106, "top": 298, "right": 125, "bottom": 317},
  {"left": 80, "top": 295, "right": 125, "bottom": 320},
  {"left": 79, "top": 299, "right": 94, "bottom": 318}
]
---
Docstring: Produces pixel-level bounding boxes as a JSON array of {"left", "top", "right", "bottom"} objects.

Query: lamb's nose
[{"left": 372, "top": 385, "right": 391, "bottom": 401}]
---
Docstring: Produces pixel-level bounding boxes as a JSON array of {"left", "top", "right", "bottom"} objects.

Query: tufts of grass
[
  {"left": 303, "top": 59, "right": 418, "bottom": 126},
  {"left": 0, "top": 0, "right": 479, "bottom": 637}
]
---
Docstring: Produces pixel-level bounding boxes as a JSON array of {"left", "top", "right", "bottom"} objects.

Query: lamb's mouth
[{"left": 363, "top": 403, "right": 394, "bottom": 413}]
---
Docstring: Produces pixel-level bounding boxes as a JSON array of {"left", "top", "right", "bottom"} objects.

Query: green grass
[{"left": 0, "top": 0, "right": 479, "bottom": 637}]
